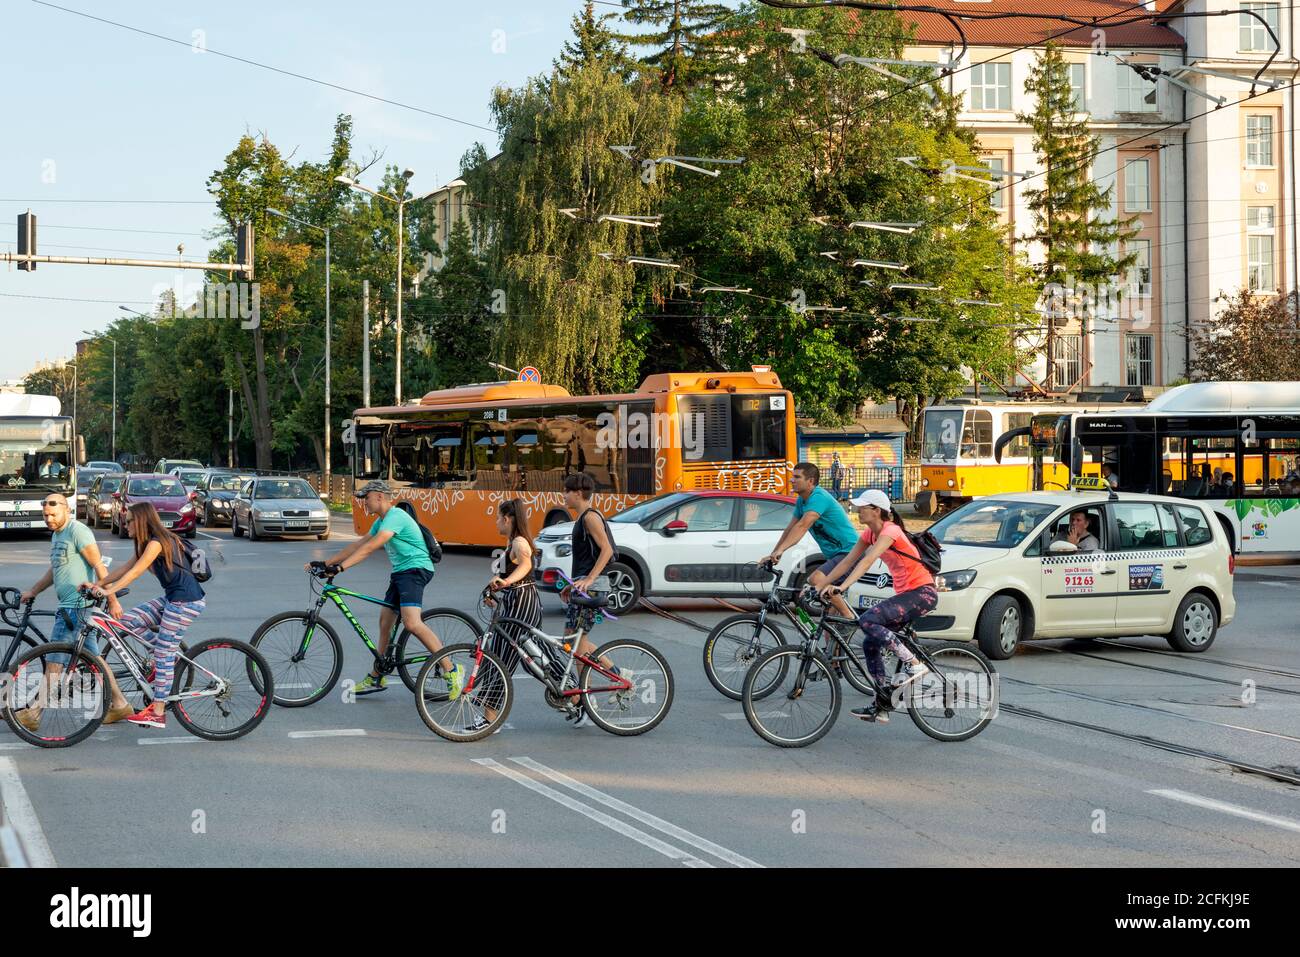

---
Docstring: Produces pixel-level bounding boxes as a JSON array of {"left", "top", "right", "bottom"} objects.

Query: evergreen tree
[
  {"left": 615, "top": 0, "right": 733, "bottom": 89},
  {"left": 557, "top": 2, "right": 632, "bottom": 78},
  {"left": 1018, "top": 44, "right": 1139, "bottom": 387}
]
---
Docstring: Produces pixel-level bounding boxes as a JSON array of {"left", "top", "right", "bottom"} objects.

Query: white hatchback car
[
  {"left": 533, "top": 491, "right": 835, "bottom": 614},
  {"left": 854, "top": 489, "right": 1236, "bottom": 659}
]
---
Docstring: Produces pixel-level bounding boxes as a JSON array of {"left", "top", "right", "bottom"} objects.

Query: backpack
[
  {"left": 178, "top": 538, "right": 213, "bottom": 583},
  {"left": 888, "top": 529, "right": 943, "bottom": 577},
  {"left": 394, "top": 500, "right": 443, "bottom": 564}
]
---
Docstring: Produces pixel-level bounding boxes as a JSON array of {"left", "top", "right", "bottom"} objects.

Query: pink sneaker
[{"left": 125, "top": 709, "right": 166, "bottom": 729}]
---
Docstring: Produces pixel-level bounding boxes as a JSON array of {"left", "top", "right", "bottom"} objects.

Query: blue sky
[{"left": 0, "top": 0, "right": 646, "bottom": 381}]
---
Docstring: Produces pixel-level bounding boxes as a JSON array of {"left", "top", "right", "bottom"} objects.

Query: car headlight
[
  {"left": 98, "top": 503, "right": 112, "bottom": 512},
  {"left": 935, "top": 569, "right": 977, "bottom": 592},
  {"left": 180, "top": 503, "right": 194, "bottom": 515},
  {"left": 213, "top": 500, "right": 227, "bottom": 508},
  {"left": 555, "top": 543, "right": 572, "bottom": 557},
  {"left": 257, "top": 510, "right": 281, "bottom": 519},
  {"left": 310, "top": 510, "right": 327, "bottom": 519}
]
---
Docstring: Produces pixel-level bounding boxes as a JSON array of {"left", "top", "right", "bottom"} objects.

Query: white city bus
[{"left": 0, "top": 393, "right": 75, "bottom": 532}]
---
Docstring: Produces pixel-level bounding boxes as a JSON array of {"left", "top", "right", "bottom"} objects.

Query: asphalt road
[{"left": 2, "top": 515, "right": 1298, "bottom": 868}]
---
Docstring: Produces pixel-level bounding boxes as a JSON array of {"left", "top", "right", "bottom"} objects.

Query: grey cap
[{"left": 354, "top": 479, "right": 395, "bottom": 498}]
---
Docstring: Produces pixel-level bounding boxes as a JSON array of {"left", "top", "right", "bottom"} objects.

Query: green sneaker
[
  {"left": 443, "top": 663, "right": 465, "bottom": 701},
  {"left": 354, "top": 674, "right": 387, "bottom": 696}
]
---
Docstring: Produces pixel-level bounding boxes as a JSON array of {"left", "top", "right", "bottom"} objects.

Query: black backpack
[
  {"left": 889, "top": 529, "right": 943, "bottom": 576},
  {"left": 178, "top": 538, "right": 213, "bottom": 583},
  {"left": 394, "top": 500, "right": 443, "bottom": 564}
]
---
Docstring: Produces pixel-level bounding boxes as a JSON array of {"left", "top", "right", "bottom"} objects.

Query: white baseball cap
[{"left": 849, "top": 489, "right": 891, "bottom": 511}]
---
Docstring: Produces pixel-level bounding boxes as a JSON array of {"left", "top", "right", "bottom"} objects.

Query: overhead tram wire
[{"left": 29, "top": 0, "right": 498, "bottom": 136}]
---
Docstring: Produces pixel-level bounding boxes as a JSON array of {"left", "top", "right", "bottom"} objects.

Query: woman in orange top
[{"left": 818, "top": 489, "right": 935, "bottom": 723}]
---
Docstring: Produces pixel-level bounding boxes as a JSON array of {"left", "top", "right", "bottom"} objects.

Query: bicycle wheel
[
  {"left": 170, "top": 639, "right": 273, "bottom": 741},
  {"left": 742, "top": 646, "right": 840, "bottom": 748},
  {"left": 414, "top": 644, "right": 512, "bottom": 742},
  {"left": 580, "top": 639, "right": 674, "bottom": 736},
  {"left": 702, "top": 614, "right": 790, "bottom": 701},
  {"left": 395, "top": 608, "right": 482, "bottom": 693},
  {"left": 249, "top": 612, "right": 342, "bottom": 707},
  {"left": 1, "top": 642, "right": 106, "bottom": 748},
  {"left": 903, "top": 641, "right": 998, "bottom": 742}
]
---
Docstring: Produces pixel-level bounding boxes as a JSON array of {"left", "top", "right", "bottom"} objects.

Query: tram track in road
[
  {"left": 1000, "top": 704, "right": 1300, "bottom": 787},
  {"left": 1094, "top": 640, "right": 1300, "bottom": 683},
  {"left": 1022, "top": 643, "right": 1300, "bottom": 698}
]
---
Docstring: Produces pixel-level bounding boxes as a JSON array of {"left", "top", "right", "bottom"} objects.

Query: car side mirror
[
  {"left": 1049, "top": 540, "right": 1078, "bottom": 555},
  {"left": 663, "top": 519, "right": 688, "bottom": 536}
]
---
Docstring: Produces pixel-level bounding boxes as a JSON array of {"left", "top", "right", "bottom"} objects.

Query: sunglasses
[{"left": 42, "top": 500, "right": 63, "bottom": 508}]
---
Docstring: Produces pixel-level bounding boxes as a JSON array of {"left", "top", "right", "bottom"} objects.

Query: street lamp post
[
  {"left": 268, "top": 208, "right": 333, "bottom": 496},
  {"left": 335, "top": 171, "right": 437, "bottom": 406}
]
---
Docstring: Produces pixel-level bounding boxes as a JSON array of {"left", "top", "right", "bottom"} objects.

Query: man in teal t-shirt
[
  {"left": 762, "top": 462, "right": 859, "bottom": 571},
  {"left": 314, "top": 480, "right": 460, "bottom": 698}
]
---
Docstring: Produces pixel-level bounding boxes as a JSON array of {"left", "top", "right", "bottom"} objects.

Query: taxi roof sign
[{"left": 1071, "top": 476, "right": 1109, "bottom": 491}]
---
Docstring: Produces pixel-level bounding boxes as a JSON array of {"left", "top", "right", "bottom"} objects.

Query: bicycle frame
[
  {"left": 0, "top": 604, "right": 51, "bottom": 669},
  {"left": 300, "top": 579, "right": 406, "bottom": 669}
]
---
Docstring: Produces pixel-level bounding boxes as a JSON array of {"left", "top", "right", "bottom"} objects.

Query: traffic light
[
  {"left": 17, "top": 211, "right": 36, "bottom": 271},
  {"left": 235, "top": 222, "right": 254, "bottom": 280}
]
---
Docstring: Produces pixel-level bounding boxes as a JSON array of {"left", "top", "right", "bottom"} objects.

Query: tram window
[
  {"left": 1166, "top": 436, "right": 1235, "bottom": 498},
  {"left": 923, "top": 410, "right": 961, "bottom": 460},
  {"left": 961, "top": 410, "right": 993, "bottom": 459},
  {"left": 1256, "top": 437, "right": 1300, "bottom": 496},
  {"left": 1005, "top": 413, "right": 1031, "bottom": 458}
]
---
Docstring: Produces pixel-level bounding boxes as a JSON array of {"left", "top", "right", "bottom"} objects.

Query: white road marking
[
  {"left": 1258, "top": 581, "right": 1289, "bottom": 588},
  {"left": 288, "top": 729, "right": 368, "bottom": 739},
  {"left": 197, "top": 531, "right": 221, "bottom": 541},
  {"left": 0, "top": 756, "right": 56, "bottom": 867},
  {"left": 510, "top": 757, "right": 763, "bottom": 868},
  {"left": 1148, "top": 789, "right": 1300, "bottom": 834},
  {"left": 472, "top": 757, "right": 713, "bottom": 868},
  {"left": 137, "top": 736, "right": 205, "bottom": 745},
  {"left": 721, "top": 711, "right": 789, "bottom": 720}
]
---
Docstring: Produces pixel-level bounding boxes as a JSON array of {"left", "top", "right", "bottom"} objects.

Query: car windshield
[
  {"left": 208, "top": 474, "right": 247, "bottom": 491},
  {"left": 86, "top": 461, "right": 119, "bottom": 471},
  {"left": 99, "top": 476, "right": 123, "bottom": 494},
  {"left": 128, "top": 478, "right": 184, "bottom": 497},
  {"left": 255, "top": 479, "right": 316, "bottom": 500},
  {"left": 609, "top": 492, "right": 693, "bottom": 524},
  {"left": 178, "top": 471, "right": 206, "bottom": 484},
  {"left": 928, "top": 499, "right": 1057, "bottom": 548},
  {"left": 76, "top": 470, "right": 105, "bottom": 491}
]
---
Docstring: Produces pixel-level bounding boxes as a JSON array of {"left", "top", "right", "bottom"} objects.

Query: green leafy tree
[
  {"left": 1190, "top": 289, "right": 1300, "bottom": 381},
  {"left": 615, "top": 0, "right": 733, "bottom": 88}
]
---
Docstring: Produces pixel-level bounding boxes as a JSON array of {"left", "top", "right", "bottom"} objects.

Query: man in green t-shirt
[
  {"left": 16, "top": 492, "right": 133, "bottom": 731},
  {"left": 313, "top": 480, "right": 463, "bottom": 698}
]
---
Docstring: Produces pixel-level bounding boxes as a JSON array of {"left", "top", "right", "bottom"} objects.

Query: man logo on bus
[{"left": 595, "top": 411, "right": 704, "bottom": 459}]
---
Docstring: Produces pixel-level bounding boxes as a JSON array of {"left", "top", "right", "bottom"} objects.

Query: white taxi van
[{"left": 874, "top": 480, "right": 1236, "bottom": 659}]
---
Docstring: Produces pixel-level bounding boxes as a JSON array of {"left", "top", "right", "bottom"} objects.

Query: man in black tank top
[{"left": 562, "top": 473, "right": 615, "bottom": 659}]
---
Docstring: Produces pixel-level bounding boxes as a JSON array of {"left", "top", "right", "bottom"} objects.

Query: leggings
[
  {"left": 119, "top": 597, "right": 206, "bottom": 703},
  {"left": 858, "top": 586, "right": 937, "bottom": 686}
]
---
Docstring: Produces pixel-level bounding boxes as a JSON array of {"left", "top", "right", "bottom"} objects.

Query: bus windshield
[{"left": 0, "top": 418, "right": 73, "bottom": 491}]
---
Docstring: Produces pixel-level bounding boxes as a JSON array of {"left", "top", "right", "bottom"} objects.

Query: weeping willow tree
[{"left": 463, "top": 57, "right": 680, "bottom": 393}]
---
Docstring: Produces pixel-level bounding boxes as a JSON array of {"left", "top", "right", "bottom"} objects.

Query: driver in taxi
[{"left": 1054, "top": 511, "right": 1100, "bottom": 553}]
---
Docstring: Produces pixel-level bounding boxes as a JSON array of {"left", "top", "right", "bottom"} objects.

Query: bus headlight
[{"left": 936, "top": 569, "right": 977, "bottom": 592}]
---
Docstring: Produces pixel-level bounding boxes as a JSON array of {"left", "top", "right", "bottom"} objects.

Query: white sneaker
[
  {"left": 893, "top": 660, "right": 930, "bottom": 690},
  {"left": 609, "top": 666, "right": 634, "bottom": 706}
]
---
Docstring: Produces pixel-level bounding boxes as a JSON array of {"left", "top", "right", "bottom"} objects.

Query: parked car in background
[
  {"left": 111, "top": 473, "right": 198, "bottom": 539},
  {"left": 231, "top": 476, "right": 330, "bottom": 541},
  {"left": 170, "top": 467, "right": 209, "bottom": 492},
  {"left": 85, "top": 460, "right": 124, "bottom": 473},
  {"left": 84, "top": 473, "right": 125, "bottom": 529},
  {"left": 154, "top": 458, "right": 203, "bottom": 474},
  {"left": 194, "top": 470, "right": 256, "bottom": 527}
]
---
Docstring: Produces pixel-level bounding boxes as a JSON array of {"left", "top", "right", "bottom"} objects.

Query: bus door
[{"left": 1075, "top": 418, "right": 1156, "bottom": 493}]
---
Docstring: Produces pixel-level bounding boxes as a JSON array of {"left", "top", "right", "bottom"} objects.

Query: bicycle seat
[{"left": 570, "top": 592, "right": 609, "bottom": 609}]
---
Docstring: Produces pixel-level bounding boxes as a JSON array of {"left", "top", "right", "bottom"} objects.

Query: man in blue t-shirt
[{"left": 762, "top": 461, "right": 860, "bottom": 578}]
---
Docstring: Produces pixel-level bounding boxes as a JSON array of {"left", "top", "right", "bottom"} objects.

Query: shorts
[
  {"left": 46, "top": 606, "right": 100, "bottom": 665},
  {"left": 385, "top": 568, "right": 433, "bottom": 608},
  {"left": 817, "top": 552, "right": 856, "bottom": 586}
]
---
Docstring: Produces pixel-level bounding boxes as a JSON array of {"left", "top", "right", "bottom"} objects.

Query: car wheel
[
  {"left": 1167, "top": 592, "right": 1217, "bottom": 653},
  {"left": 976, "top": 594, "right": 1023, "bottom": 660},
  {"left": 603, "top": 562, "right": 642, "bottom": 614},
  {"left": 249, "top": 521, "right": 261, "bottom": 542},
  {"left": 232, "top": 514, "right": 244, "bottom": 538},
  {"left": 185, "top": 527, "right": 197, "bottom": 540}
]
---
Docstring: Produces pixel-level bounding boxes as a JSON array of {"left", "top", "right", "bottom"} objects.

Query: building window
[
  {"left": 985, "top": 156, "right": 1006, "bottom": 209},
  {"left": 1053, "top": 335, "right": 1082, "bottom": 388},
  {"left": 1246, "top": 114, "right": 1274, "bottom": 166},
  {"left": 1125, "top": 334, "right": 1154, "bottom": 386},
  {"left": 1247, "top": 205, "right": 1274, "bottom": 231},
  {"left": 1127, "top": 238, "right": 1152, "bottom": 296},
  {"left": 1248, "top": 235, "right": 1276, "bottom": 291},
  {"left": 1124, "top": 159, "right": 1151, "bottom": 211},
  {"left": 1240, "top": 2, "right": 1280, "bottom": 52},
  {"left": 1116, "top": 62, "right": 1157, "bottom": 112},
  {"left": 969, "top": 63, "right": 1011, "bottom": 111},
  {"left": 1069, "top": 63, "right": 1086, "bottom": 112}
]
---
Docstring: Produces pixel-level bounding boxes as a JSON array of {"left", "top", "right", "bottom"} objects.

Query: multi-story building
[{"left": 896, "top": 0, "right": 1299, "bottom": 389}]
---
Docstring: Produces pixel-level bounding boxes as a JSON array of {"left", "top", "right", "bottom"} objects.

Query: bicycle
[
  {"left": 1, "top": 587, "right": 274, "bottom": 748},
  {"left": 414, "top": 581, "right": 674, "bottom": 742},
  {"left": 1, "top": 587, "right": 51, "bottom": 671},
  {"left": 741, "top": 586, "right": 998, "bottom": 748},
  {"left": 249, "top": 564, "right": 480, "bottom": 706},
  {"left": 702, "top": 566, "right": 877, "bottom": 700}
]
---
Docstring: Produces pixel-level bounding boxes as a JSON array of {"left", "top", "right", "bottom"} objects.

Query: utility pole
[
  {"left": 228, "top": 388, "right": 234, "bottom": 468},
  {"left": 362, "top": 279, "right": 371, "bottom": 409}
]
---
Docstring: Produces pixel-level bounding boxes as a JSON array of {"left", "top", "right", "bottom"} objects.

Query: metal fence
[
  {"left": 302, "top": 472, "right": 355, "bottom": 505},
  {"left": 828, "top": 465, "right": 920, "bottom": 503}
]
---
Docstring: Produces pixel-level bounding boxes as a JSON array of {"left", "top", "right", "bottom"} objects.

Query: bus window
[
  {"left": 1005, "top": 412, "right": 1031, "bottom": 458},
  {"left": 1242, "top": 437, "right": 1300, "bottom": 497},
  {"left": 470, "top": 421, "right": 512, "bottom": 490},
  {"left": 391, "top": 424, "right": 467, "bottom": 487},
  {"left": 922, "top": 409, "right": 960, "bottom": 461},
  {"left": 961, "top": 410, "right": 993, "bottom": 459},
  {"left": 1166, "top": 436, "right": 1236, "bottom": 498},
  {"left": 353, "top": 426, "right": 384, "bottom": 480}
]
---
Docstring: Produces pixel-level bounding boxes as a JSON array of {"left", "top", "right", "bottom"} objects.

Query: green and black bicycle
[{"left": 249, "top": 565, "right": 480, "bottom": 707}]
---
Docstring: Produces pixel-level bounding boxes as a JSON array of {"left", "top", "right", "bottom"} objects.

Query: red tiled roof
[{"left": 890, "top": 0, "right": 1185, "bottom": 50}]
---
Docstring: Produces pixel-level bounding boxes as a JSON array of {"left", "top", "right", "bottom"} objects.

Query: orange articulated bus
[{"left": 349, "top": 370, "right": 796, "bottom": 545}]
